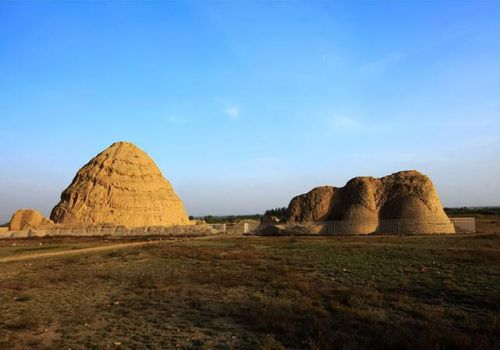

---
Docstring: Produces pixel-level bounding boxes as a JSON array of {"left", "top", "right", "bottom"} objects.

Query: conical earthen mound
[{"left": 50, "top": 142, "right": 189, "bottom": 228}]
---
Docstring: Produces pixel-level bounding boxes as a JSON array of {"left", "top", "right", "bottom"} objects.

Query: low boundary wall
[
  {"left": 208, "top": 221, "right": 260, "bottom": 235},
  {"left": 259, "top": 217, "right": 466, "bottom": 236},
  {"left": 449, "top": 217, "right": 476, "bottom": 233}
]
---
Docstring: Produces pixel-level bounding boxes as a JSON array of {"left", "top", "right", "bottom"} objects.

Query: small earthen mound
[
  {"left": 9, "top": 209, "right": 53, "bottom": 231},
  {"left": 283, "top": 170, "right": 454, "bottom": 234},
  {"left": 50, "top": 142, "right": 189, "bottom": 228}
]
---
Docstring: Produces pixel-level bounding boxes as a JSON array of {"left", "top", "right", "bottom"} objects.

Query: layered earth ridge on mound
[
  {"left": 283, "top": 170, "right": 454, "bottom": 234},
  {"left": 50, "top": 142, "right": 189, "bottom": 228}
]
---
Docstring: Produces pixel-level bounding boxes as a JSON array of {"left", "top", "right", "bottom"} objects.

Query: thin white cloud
[
  {"left": 360, "top": 53, "right": 405, "bottom": 75},
  {"left": 224, "top": 106, "right": 240, "bottom": 119},
  {"left": 325, "top": 115, "right": 391, "bottom": 134},
  {"left": 328, "top": 115, "right": 360, "bottom": 131},
  {"left": 166, "top": 116, "right": 188, "bottom": 125}
]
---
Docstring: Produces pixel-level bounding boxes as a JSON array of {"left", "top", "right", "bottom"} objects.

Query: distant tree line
[
  {"left": 192, "top": 214, "right": 262, "bottom": 224},
  {"left": 188, "top": 207, "right": 289, "bottom": 224},
  {"left": 264, "top": 207, "right": 288, "bottom": 219},
  {"left": 444, "top": 206, "right": 500, "bottom": 216}
]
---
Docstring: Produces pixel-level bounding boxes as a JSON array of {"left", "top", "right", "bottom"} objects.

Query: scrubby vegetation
[
  {"left": 445, "top": 206, "right": 500, "bottom": 216},
  {"left": 264, "top": 207, "right": 288, "bottom": 220},
  {"left": 0, "top": 234, "right": 499, "bottom": 349},
  {"left": 199, "top": 214, "right": 261, "bottom": 224}
]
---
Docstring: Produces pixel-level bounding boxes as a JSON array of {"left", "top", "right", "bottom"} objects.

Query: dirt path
[
  {"left": 0, "top": 240, "right": 161, "bottom": 263},
  {"left": 0, "top": 235, "right": 225, "bottom": 263}
]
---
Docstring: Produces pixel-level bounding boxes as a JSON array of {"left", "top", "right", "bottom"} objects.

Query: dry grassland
[{"left": 0, "top": 231, "right": 499, "bottom": 349}]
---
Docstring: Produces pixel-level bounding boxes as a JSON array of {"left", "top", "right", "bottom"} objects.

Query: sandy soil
[{"left": 0, "top": 241, "right": 162, "bottom": 263}]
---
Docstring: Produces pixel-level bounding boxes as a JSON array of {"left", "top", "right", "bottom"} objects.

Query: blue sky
[{"left": 0, "top": 1, "right": 499, "bottom": 222}]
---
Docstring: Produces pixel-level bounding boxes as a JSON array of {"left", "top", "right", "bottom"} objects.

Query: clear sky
[{"left": 1, "top": 1, "right": 499, "bottom": 222}]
